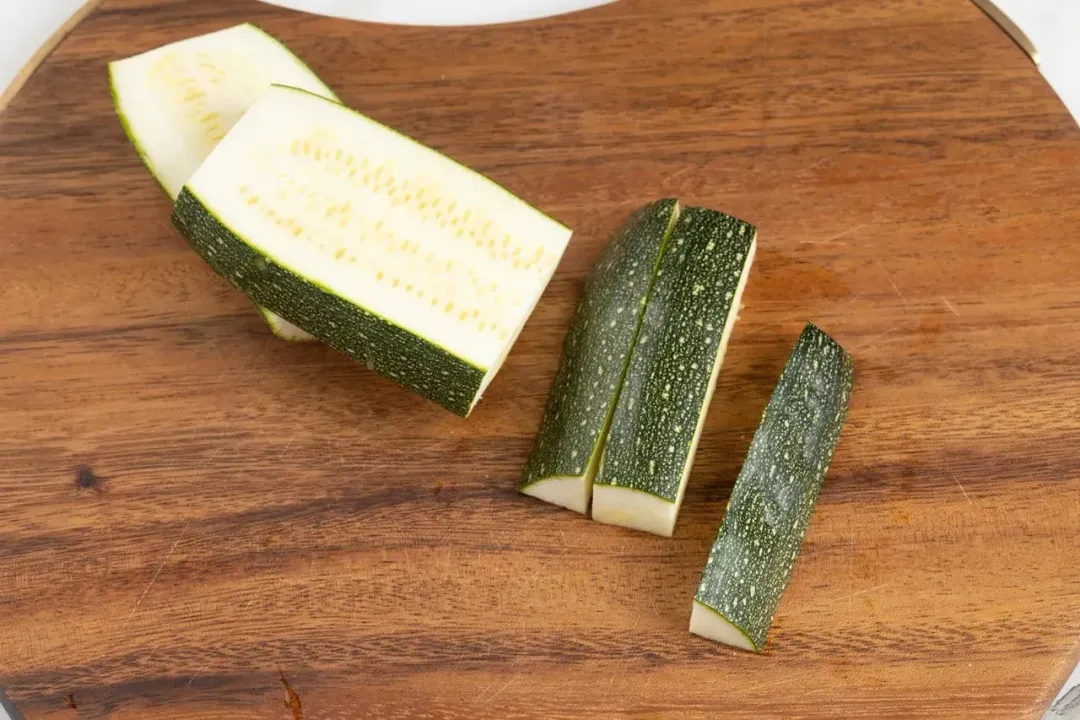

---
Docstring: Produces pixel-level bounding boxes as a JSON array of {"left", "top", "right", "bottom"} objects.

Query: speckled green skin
[
  {"left": 695, "top": 323, "right": 854, "bottom": 651},
  {"left": 172, "top": 188, "right": 485, "bottom": 416},
  {"left": 519, "top": 200, "right": 678, "bottom": 488},
  {"left": 596, "top": 207, "right": 755, "bottom": 500}
]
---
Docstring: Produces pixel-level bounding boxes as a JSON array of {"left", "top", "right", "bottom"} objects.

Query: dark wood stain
[
  {"left": 74, "top": 465, "right": 104, "bottom": 492},
  {"left": 1, "top": 0, "right": 1080, "bottom": 718}
]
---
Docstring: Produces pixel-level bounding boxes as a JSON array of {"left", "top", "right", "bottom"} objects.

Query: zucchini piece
[
  {"left": 172, "top": 84, "right": 572, "bottom": 416},
  {"left": 691, "top": 323, "right": 854, "bottom": 652},
  {"left": 592, "top": 208, "right": 756, "bottom": 536},
  {"left": 109, "top": 23, "right": 340, "bottom": 341},
  {"left": 519, "top": 200, "right": 680, "bottom": 513}
]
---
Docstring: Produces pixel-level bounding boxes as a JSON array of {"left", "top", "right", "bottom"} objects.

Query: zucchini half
[{"left": 172, "top": 85, "right": 572, "bottom": 415}]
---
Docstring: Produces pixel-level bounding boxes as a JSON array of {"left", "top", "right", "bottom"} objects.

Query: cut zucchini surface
[
  {"left": 172, "top": 84, "right": 572, "bottom": 415},
  {"left": 519, "top": 200, "right": 679, "bottom": 513},
  {"left": 592, "top": 208, "right": 757, "bottom": 536},
  {"left": 691, "top": 323, "right": 854, "bottom": 652},
  {"left": 109, "top": 23, "right": 339, "bottom": 340}
]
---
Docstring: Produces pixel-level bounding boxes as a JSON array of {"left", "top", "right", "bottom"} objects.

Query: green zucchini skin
[
  {"left": 519, "top": 200, "right": 679, "bottom": 510},
  {"left": 593, "top": 208, "right": 756, "bottom": 522},
  {"left": 693, "top": 323, "right": 854, "bottom": 651},
  {"left": 172, "top": 188, "right": 484, "bottom": 416}
]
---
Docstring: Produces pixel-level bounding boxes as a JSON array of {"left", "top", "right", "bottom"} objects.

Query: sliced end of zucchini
[
  {"left": 519, "top": 475, "right": 591, "bottom": 514},
  {"left": 591, "top": 483, "right": 678, "bottom": 536},
  {"left": 254, "top": 303, "right": 315, "bottom": 342},
  {"left": 519, "top": 428, "right": 607, "bottom": 514},
  {"left": 689, "top": 600, "right": 759, "bottom": 652}
]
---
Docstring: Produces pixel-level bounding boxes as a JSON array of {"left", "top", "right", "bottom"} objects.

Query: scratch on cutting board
[
  {"left": 949, "top": 470, "right": 973, "bottom": 505},
  {"left": 106, "top": 388, "right": 225, "bottom": 650},
  {"left": 743, "top": 674, "right": 808, "bottom": 694},
  {"left": 483, "top": 673, "right": 519, "bottom": 705},
  {"left": 837, "top": 582, "right": 892, "bottom": 604},
  {"left": 760, "top": 14, "right": 768, "bottom": 67},
  {"left": 207, "top": 340, "right": 226, "bottom": 363},
  {"left": 847, "top": 519, "right": 855, "bottom": 597},
  {"left": 647, "top": 588, "right": 662, "bottom": 619},
  {"left": 277, "top": 436, "right": 296, "bottom": 460},
  {"left": 186, "top": 662, "right": 209, "bottom": 687},
  {"left": 796, "top": 146, "right": 851, "bottom": 176},
  {"left": 822, "top": 223, "right": 866, "bottom": 243},
  {"left": 853, "top": 326, "right": 900, "bottom": 354},
  {"left": 243, "top": 335, "right": 274, "bottom": 375},
  {"left": 798, "top": 223, "right": 866, "bottom": 246},
  {"left": 875, "top": 259, "right": 908, "bottom": 307},
  {"left": 940, "top": 297, "right": 960, "bottom": 316},
  {"left": 664, "top": 166, "right": 693, "bottom": 185},
  {"left": 119, "top": 533, "right": 185, "bottom": 630},
  {"left": 797, "top": 156, "right": 830, "bottom": 175},
  {"left": 798, "top": 581, "right": 891, "bottom": 617},
  {"left": 472, "top": 678, "right": 498, "bottom": 704},
  {"left": 144, "top": 640, "right": 163, "bottom": 663}
]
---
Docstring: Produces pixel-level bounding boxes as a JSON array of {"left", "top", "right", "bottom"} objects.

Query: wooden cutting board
[{"left": 2, "top": 0, "right": 1079, "bottom": 717}]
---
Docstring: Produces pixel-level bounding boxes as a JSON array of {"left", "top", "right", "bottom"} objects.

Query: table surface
[{"left": 1, "top": 0, "right": 1079, "bottom": 717}]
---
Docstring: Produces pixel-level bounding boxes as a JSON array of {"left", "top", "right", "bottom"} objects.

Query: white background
[
  {"left": 0, "top": 0, "right": 86, "bottom": 99},
  {"left": 0, "top": 0, "right": 613, "bottom": 97},
  {"left": 993, "top": 0, "right": 1080, "bottom": 125},
  {"left": 2, "top": 1, "right": 1073, "bottom": 122}
]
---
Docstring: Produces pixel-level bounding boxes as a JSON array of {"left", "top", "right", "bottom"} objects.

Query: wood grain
[{"left": 2, "top": 0, "right": 1079, "bottom": 717}]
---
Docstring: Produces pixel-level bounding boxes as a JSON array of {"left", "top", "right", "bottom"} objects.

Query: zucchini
[
  {"left": 591, "top": 207, "right": 756, "bottom": 536},
  {"left": 519, "top": 200, "right": 680, "bottom": 513},
  {"left": 171, "top": 84, "right": 572, "bottom": 416},
  {"left": 109, "top": 23, "right": 340, "bottom": 341},
  {"left": 690, "top": 323, "right": 854, "bottom": 652}
]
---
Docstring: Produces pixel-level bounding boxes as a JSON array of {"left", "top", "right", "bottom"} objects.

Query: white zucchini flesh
[
  {"left": 109, "top": 24, "right": 338, "bottom": 199},
  {"left": 176, "top": 84, "right": 571, "bottom": 413},
  {"left": 689, "top": 601, "right": 757, "bottom": 651},
  {"left": 254, "top": 304, "right": 313, "bottom": 341},
  {"left": 521, "top": 475, "right": 593, "bottom": 514},
  {"left": 109, "top": 23, "right": 339, "bottom": 341}
]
